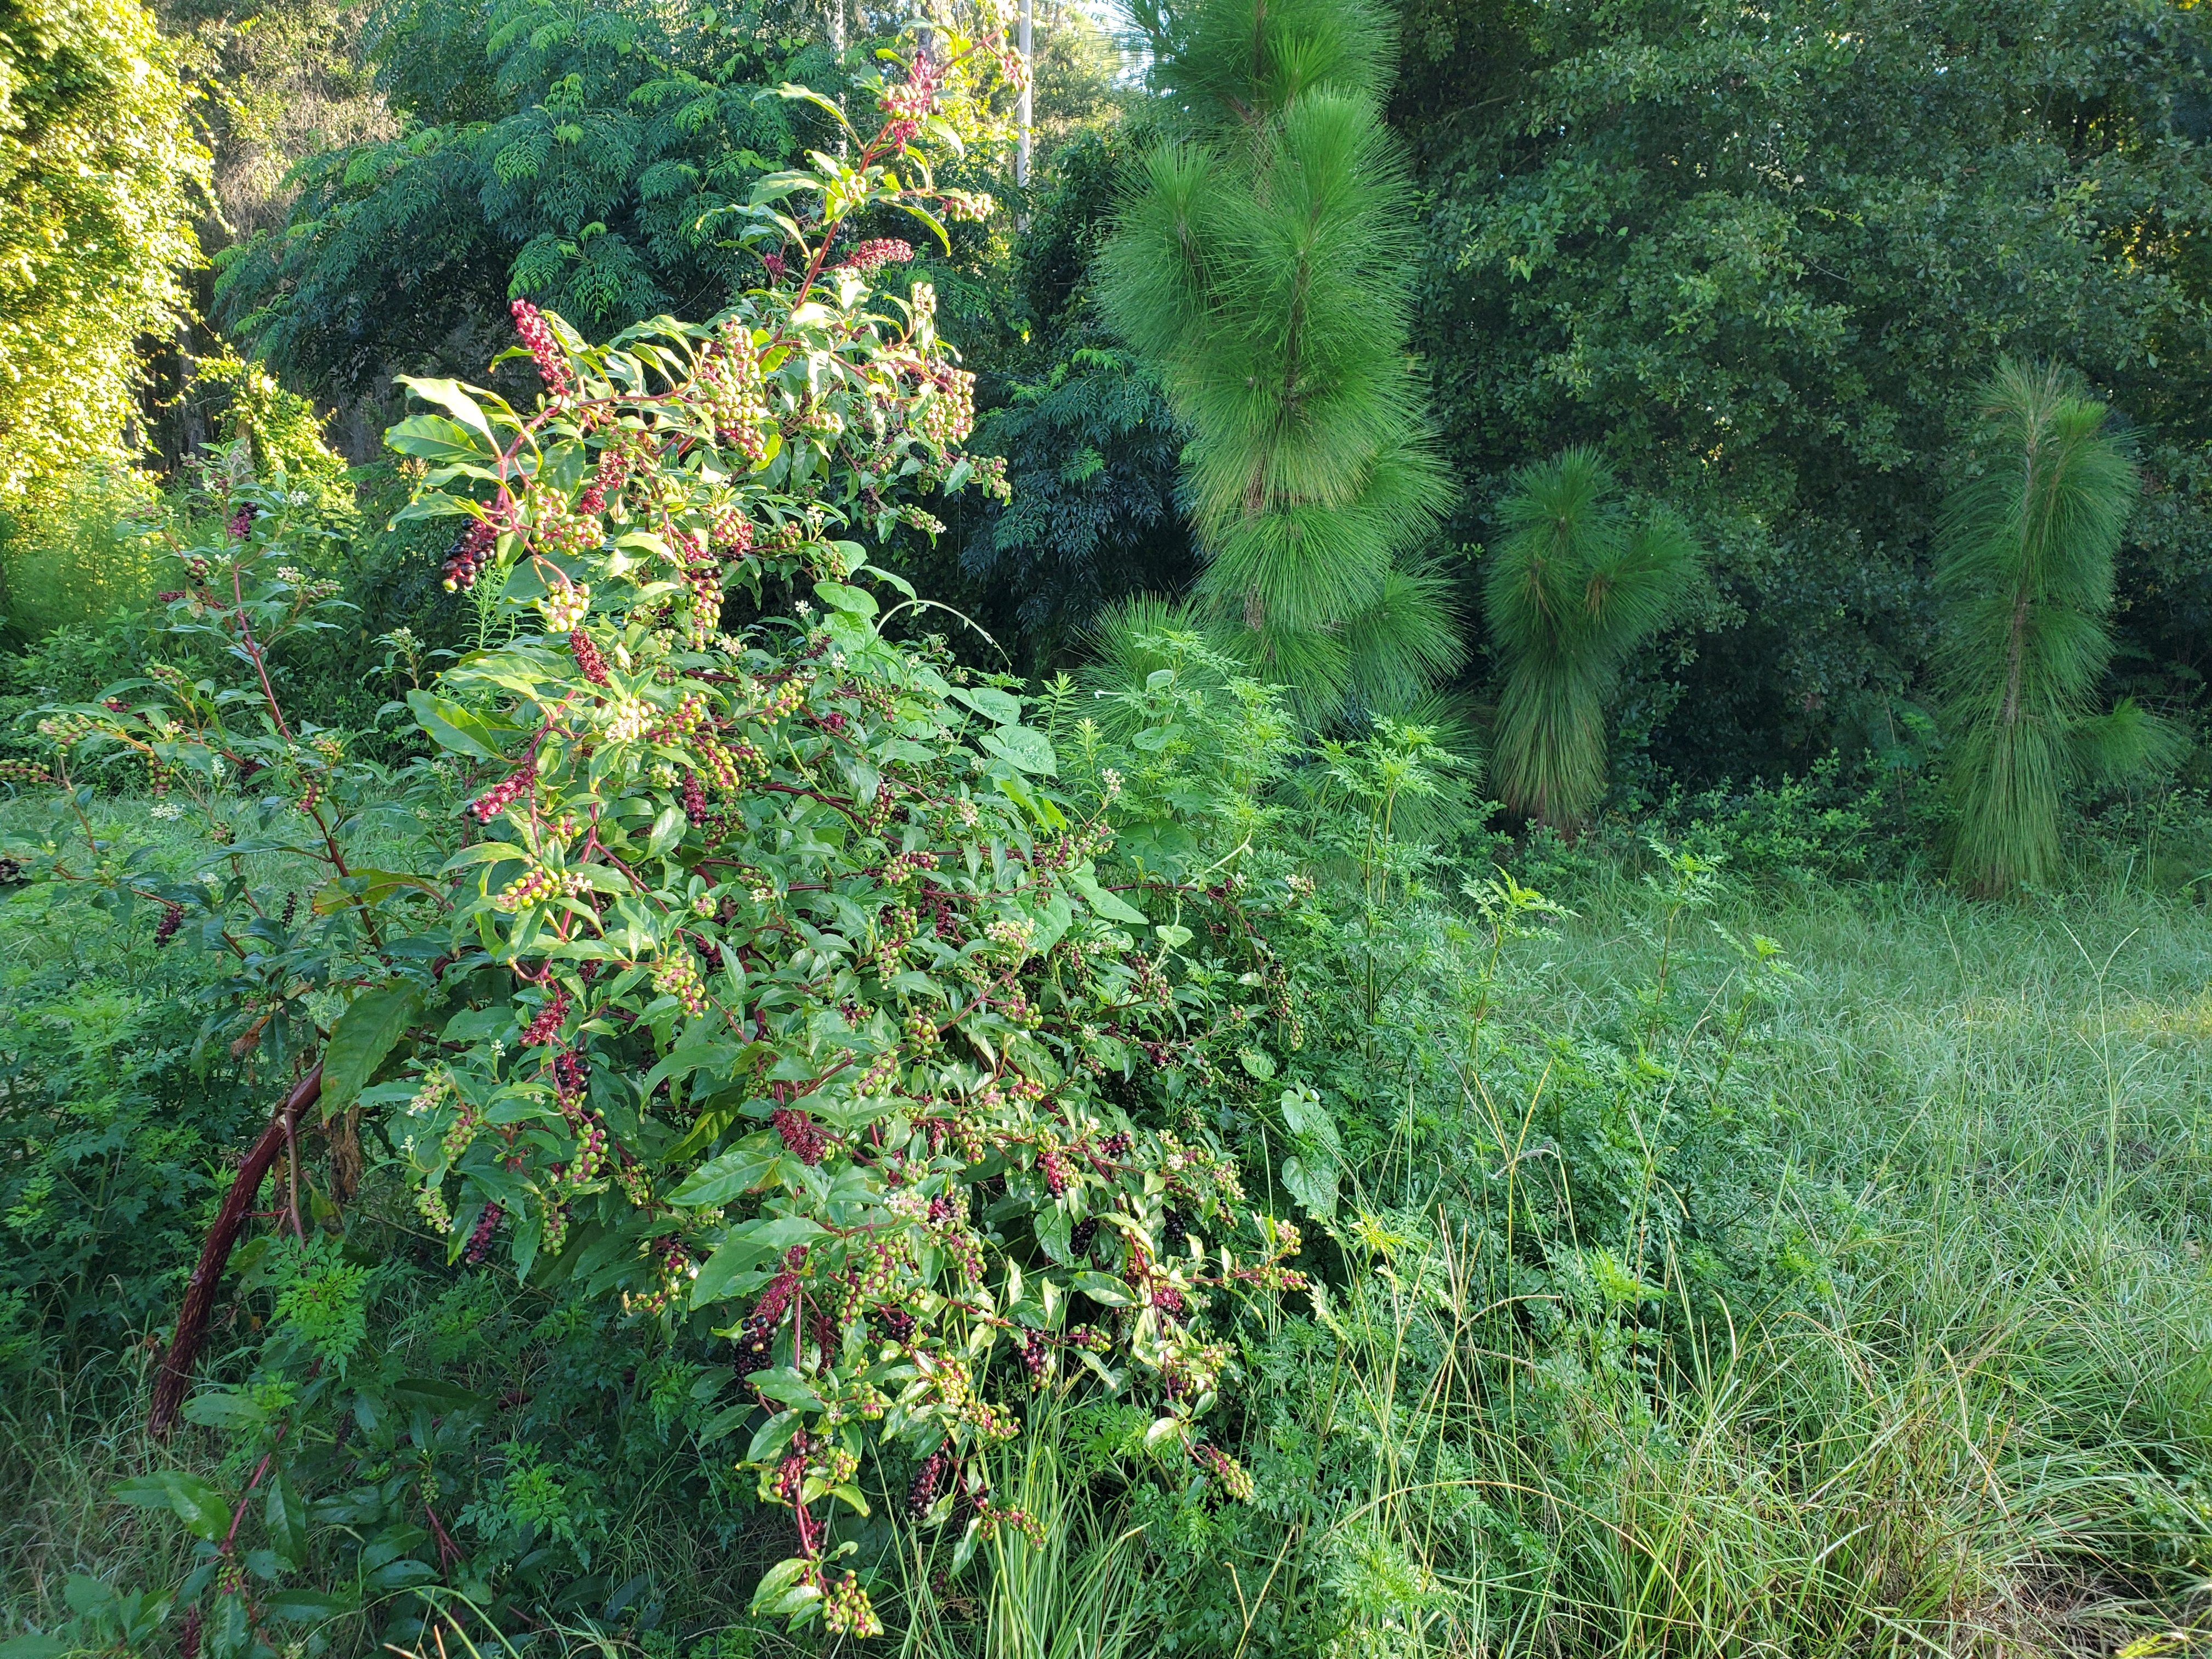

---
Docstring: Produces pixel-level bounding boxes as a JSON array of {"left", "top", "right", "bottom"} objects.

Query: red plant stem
[
  {"left": 150, "top": 1063, "right": 325, "bottom": 1437},
  {"left": 219, "top": 1422, "right": 290, "bottom": 1555}
]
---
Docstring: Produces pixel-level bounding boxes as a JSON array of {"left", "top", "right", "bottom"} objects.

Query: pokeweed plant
[
  {"left": 10, "top": 460, "right": 452, "bottom": 1079},
  {"left": 347, "top": 51, "right": 1310, "bottom": 1644}
]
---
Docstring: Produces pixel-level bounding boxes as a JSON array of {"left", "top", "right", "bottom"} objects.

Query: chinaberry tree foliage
[{"left": 212, "top": 0, "right": 1026, "bottom": 409}]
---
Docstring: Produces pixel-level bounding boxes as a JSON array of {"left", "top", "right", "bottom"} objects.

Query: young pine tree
[
  {"left": 1935, "top": 360, "right": 2167, "bottom": 896},
  {"left": 1099, "top": 0, "right": 1460, "bottom": 719},
  {"left": 1484, "top": 448, "right": 1696, "bottom": 832}
]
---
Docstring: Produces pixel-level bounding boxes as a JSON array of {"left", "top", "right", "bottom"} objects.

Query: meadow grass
[{"left": 1301, "top": 870, "right": 2212, "bottom": 1657}]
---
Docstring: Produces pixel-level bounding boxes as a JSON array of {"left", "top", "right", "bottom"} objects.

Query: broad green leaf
[
  {"left": 1068, "top": 864, "right": 1148, "bottom": 925},
  {"left": 321, "top": 984, "right": 421, "bottom": 1111},
  {"left": 952, "top": 686, "right": 1022, "bottom": 725},
  {"left": 113, "top": 1472, "right": 231, "bottom": 1542},
  {"left": 405, "top": 690, "right": 512, "bottom": 761},
  {"left": 981, "top": 725, "right": 1056, "bottom": 775},
  {"left": 813, "top": 580, "right": 878, "bottom": 618},
  {"left": 396, "top": 376, "right": 499, "bottom": 448}
]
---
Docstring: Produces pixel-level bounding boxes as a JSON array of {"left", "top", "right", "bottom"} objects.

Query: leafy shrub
[
  {"left": 0, "top": 467, "right": 170, "bottom": 642},
  {"left": 12, "top": 61, "right": 1313, "bottom": 1652}
]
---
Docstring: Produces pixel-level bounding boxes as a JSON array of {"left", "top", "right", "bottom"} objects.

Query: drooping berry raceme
[
  {"left": 569, "top": 629, "right": 609, "bottom": 685},
  {"left": 652, "top": 950, "right": 709, "bottom": 1017},
  {"left": 698, "top": 317, "right": 769, "bottom": 460},
  {"left": 442, "top": 520, "right": 498, "bottom": 590},
  {"left": 907, "top": 1447, "right": 950, "bottom": 1519},
  {"left": 470, "top": 764, "right": 534, "bottom": 823},
  {"left": 511, "top": 298, "right": 574, "bottom": 399},
  {"left": 537, "top": 582, "right": 591, "bottom": 631},
  {"left": 1193, "top": 1443, "right": 1256, "bottom": 1504},
  {"left": 465, "top": 1203, "right": 504, "bottom": 1263},
  {"left": 521, "top": 989, "right": 571, "bottom": 1045},
  {"left": 773, "top": 1107, "right": 827, "bottom": 1165},
  {"left": 836, "top": 238, "right": 915, "bottom": 275}
]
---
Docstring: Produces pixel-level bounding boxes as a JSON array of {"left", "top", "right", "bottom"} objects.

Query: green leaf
[
  {"left": 953, "top": 686, "right": 1022, "bottom": 725},
  {"left": 646, "top": 805, "right": 687, "bottom": 857},
  {"left": 745, "top": 1410, "right": 804, "bottom": 1465},
  {"left": 0, "top": 1637, "right": 70, "bottom": 1659},
  {"left": 180, "top": 1389, "right": 267, "bottom": 1429},
  {"left": 321, "top": 984, "right": 421, "bottom": 1111},
  {"left": 1071, "top": 1271, "right": 1133, "bottom": 1307},
  {"left": 266, "top": 1474, "right": 308, "bottom": 1571},
  {"left": 670, "top": 1131, "right": 784, "bottom": 1209},
  {"left": 396, "top": 377, "right": 499, "bottom": 448},
  {"left": 405, "top": 690, "right": 512, "bottom": 761},
  {"left": 383, "top": 412, "right": 493, "bottom": 462},
  {"left": 1068, "top": 864, "right": 1147, "bottom": 925},
  {"left": 1280, "top": 1155, "right": 1338, "bottom": 1222},
  {"left": 812, "top": 580, "right": 877, "bottom": 618},
  {"left": 981, "top": 725, "right": 1057, "bottom": 775},
  {"left": 691, "top": 1213, "right": 823, "bottom": 1307},
  {"left": 1034, "top": 1203, "right": 1073, "bottom": 1266},
  {"left": 113, "top": 1472, "right": 231, "bottom": 1542},
  {"left": 264, "top": 1589, "right": 357, "bottom": 1624}
]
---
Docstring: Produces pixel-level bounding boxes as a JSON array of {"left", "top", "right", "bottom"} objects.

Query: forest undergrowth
[{"left": 7, "top": 791, "right": 2210, "bottom": 1658}]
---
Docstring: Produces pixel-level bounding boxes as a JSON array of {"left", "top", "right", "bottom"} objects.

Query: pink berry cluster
[
  {"left": 772, "top": 1107, "right": 827, "bottom": 1165},
  {"left": 1038, "top": 1142, "right": 1069, "bottom": 1197},
  {"left": 881, "top": 52, "right": 940, "bottom": 145},
  {"left": 836, "top": 238, "right": 915, "bottom": 275},
  {"left": 521, "top": 988, "right": 571, "bottom": 1045},
  {"left": 510, "top": 298, "right": 574, "bottom": 398},
  {"left": 569, "top": 629, "right": 608, "bottom": 684},
  {"left": 578, "top": 442, "right": 636, "bottom": 516},
  {"left": 652, "top": 950, "right": 708, "bottom": 1016},
  {"left": 711, "top": 508, "right": 755, "bottom": 555},
  {"left": 469, "top": 764, "right": 534, "bottom": 822}
]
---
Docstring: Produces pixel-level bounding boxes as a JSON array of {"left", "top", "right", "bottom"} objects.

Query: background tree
[
  {"left": 1099, "top": 0, "right": 1460, "bottom": 719},
  {"left": 1485, "top": 447, "right": 1696, "bottom": 831},
  {"left": 0, "top": 0, "right": 206, "bottom": 509},
  {"left": 1393, "top": 0, "right": 2212, "bottom": 787},
  {"left": 1935, "top": 360, "right": 2170, "bottom": 894}
]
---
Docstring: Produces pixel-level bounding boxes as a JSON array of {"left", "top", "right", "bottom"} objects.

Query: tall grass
[{"left": 1278, "top": 875, "right": 2212, "bottom": 1656}]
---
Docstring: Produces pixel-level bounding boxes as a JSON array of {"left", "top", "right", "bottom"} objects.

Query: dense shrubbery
[{"left": 7, "top": 0, "right": 2212, "bottom": 1655}]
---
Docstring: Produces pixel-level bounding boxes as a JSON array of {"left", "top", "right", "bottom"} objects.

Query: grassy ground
[
  {"left": 1449, "top": 872, "right": 2212, "bottom": 1656},
  {"left": 5, "top": 797, "right": 2210, "bottom": 1655}
]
